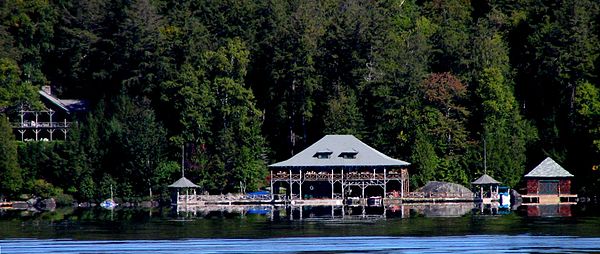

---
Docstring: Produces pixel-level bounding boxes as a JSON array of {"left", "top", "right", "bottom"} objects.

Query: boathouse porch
[{"left": 269, "top": 168, "right": 410, "bottom": 201}]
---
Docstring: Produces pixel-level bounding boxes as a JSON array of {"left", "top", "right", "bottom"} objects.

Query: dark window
[
  {"left": 314, "top": 151, "right": 332, "bottom": 159},
  {"left": 339, "top": 151, "right": 358, "bottom": 159},
  {"left": 539, "top": 180, "right": 559, "bottom": 194}
]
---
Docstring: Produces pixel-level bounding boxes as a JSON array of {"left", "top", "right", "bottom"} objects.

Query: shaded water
[{"left": 1, "top": 204, "right": 600, "bottom": 253}]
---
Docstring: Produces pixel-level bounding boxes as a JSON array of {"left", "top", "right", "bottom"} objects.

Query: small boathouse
[
  {"left": 169, "top": 176, "right": 200, "bottom": 206},
  {"left": 472, "top": 174, "right": 501, "bottom": 203},
  {"left": 522, "top": 157, "right": 577, "bottom": 204},
  {"left": 268, "top": 135, "right": 410, "bottom": 204}
]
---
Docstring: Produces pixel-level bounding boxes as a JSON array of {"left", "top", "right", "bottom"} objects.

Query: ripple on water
[{"left": 2, "top": 235, "right": 600, "bottom": 253}]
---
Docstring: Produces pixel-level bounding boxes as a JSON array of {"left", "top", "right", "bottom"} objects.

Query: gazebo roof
[
  {"left": 269, "top": 135, "right": 410, "bottom": 168},
  {"left": 168, "top": 176, "right": 200, "bottom": 188},
  {"left": 525, "top": 157, "right": 574, "bottom": 178},
  {"left": 471, "top": 174, "right": 501, "bottom": 185}
]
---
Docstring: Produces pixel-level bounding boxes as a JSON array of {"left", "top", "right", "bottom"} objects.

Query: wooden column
[
  {"left": 400, "top": 178, "right": 404, "bottom": 199},
  {"left": 270, "top": 170, "right": 274, "bottom": 200},
  {"left": 383, "top": 168, "right": 387, "bottom": 198},
  {"left": 331, "top": 168, "right": 334, "bottom": 199},
  {"left": 341, "top": 168, "right": 345, "bottom": 200},
  {"left": 18, "top": 130, "right": 25, "bottom": 141},
  {"left": 34, "top": 112, "right": 39, "bottom": 141},
  {"left": 289, "top": 169, "right": 292, "bottom": 200},
  {"left": 361, "top": 184, "right": 365, "bottom": 199},
  {"left": 299, "top": 169, "right": 303, "bottom": 200},
  {"left": 48, "top": 129, "right": 54, "bottom": 141},
  {"left": 19, "top": 108, "right": 24, "bottom": 127}
]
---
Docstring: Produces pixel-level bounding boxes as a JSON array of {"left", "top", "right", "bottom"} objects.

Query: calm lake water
[{"left": 2, "top": 204, "right": 600, "bottom": 253}]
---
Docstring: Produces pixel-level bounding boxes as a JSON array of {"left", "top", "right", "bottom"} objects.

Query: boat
[
  {"left": 498, "top": 186, "right": 511, "bottom": 209},
  {"left": 100, "top": 199, "right": 117, "bottom": 209},
  {"left": 100, "top": 185, "right": 118, "bottom": 210}
]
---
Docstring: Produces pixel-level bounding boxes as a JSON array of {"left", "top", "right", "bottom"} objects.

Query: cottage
[
  {"left": 269, "top": 135, "right": 410, "bottom": 202},
  {"left": 522, "top": 157, "right": 577, "bottom": 204},
  {"left": 11, "top": 86, "right": 87, "bottom": 141}
]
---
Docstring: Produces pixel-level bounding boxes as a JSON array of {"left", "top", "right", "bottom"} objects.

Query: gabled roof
[
  {"left": 524, "top": 157, "right": 574, "bottom": 178},
  {"left": 39, "top": 90, "right": 69, "bottom": 112},
  {"left": 38, "top": 90, "right": 88, "bottom": 113},
  {"left": 269, "top": 135, "right": 410, "bottom": 167},
  {"left": 472, "top": 174, "right": 500, "bottom": 185},
  {"left": 168, "top": 176, "right": 200, "bottom": 188}
]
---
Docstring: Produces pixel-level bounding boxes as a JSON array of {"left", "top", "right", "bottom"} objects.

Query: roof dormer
[
  {"left": 339, "top": 150, "right": 358, "bottom": 159},
  {"left": 314, "top": 150, "right": 333, "bottom": 159}
]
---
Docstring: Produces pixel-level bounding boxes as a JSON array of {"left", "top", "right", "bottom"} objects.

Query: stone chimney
[{"left": 42, "top": 85, "right": 52, "bottom": 95}]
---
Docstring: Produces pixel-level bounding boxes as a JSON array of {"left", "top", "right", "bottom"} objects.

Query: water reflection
[
  {"left": 172, "top": 203, "right": 481, "bottom": 221},
  {"left": 3, "top": 203, "right": 600, "bottom": 241},
  {"left": 518, "top": 204, "right": 573, "bottom": 217}
]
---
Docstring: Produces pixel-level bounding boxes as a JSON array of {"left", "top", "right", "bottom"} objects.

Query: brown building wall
[
  {"left": 559, "top": 179, "right": 571, "bottom": 194},
  {"left": 526, "top": 179, "right": 538, "bottom": 194}
]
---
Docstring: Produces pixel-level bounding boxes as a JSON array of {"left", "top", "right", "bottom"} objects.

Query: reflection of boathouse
[
  {"left": 522, "top": 157, "right": 577, "bottom": 204},
  {"left": 268, "top": 135, "right": 410, "bottom": 201}
]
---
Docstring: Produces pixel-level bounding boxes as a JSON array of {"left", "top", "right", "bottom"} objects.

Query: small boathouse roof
[
  {"left": 168, "top": 176, "right": 200, "bottom": 188},
  {"left": 524, "top": 157, "right": 574, "bottom": 178},
  {"left": 472, "top": 174, "right": 501, "bottom": 185},
  {"left": 269, "top": 135, "right": 410, "bottom": 168}
]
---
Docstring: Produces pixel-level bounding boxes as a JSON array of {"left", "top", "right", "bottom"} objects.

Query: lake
[{"left": 1, "top": 204, "right": 600, "bottom": 253}]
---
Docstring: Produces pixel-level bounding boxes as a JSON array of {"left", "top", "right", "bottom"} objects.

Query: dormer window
[
  {"left": 314, "top": 150, "right": 333, "bottom": 159},
  {"left": 339, "top": 150, "right": 358, "bottom": 159}
]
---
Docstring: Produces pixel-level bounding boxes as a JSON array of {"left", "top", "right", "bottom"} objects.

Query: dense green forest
[{"left": 1, "top": 0, "right": 600, "bottom": 202}]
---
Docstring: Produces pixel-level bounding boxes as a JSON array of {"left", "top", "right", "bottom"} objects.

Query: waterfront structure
[
  {"left": 522, "top": 157, "right": 577, "bottom": 204},
  {"left": 472, "top": 174, "right": 501, "bottom": 203},
  {"left": 11, "top": 86, "right": 87, "bottom": 141},
  {"left": 169, "top": 176, "right": 200, "bottom": 206},
  {"left": 268, "top": 135, "right": 410, "bottom": 201}
]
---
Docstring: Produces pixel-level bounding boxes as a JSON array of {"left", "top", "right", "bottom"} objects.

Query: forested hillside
[{"left": 1, "top": 0, "right": 599, "bottom": 202}]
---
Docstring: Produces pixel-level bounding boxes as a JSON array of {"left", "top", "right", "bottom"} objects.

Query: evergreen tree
[{"left": 0, "top": 114, "right": 21, "bottom": 197}]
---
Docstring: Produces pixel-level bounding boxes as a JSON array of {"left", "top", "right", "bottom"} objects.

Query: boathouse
[
  {"left": 268, "top": 135, "right": 410, "bottom": 202},
  {"left": 522, "top": 157, "right": 577, "bottom": 204},
  {"left": 10, "top": 86, "right": 87, "bottom": 141}
]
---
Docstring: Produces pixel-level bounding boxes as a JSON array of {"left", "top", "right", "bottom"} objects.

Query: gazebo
[
  {"left": 269, "top": 135, "right": 410, "bottom": 202},
  {"left": 472, "top": 174, "right": 501, "bottom": 203},
  {"left": 168, "top": 176, "right": 200, "bottom": 205}
]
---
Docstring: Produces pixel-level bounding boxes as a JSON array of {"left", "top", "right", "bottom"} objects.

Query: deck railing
[
  {"left": 12, "top": 121, "right": 72, "bottom": 128},
  {"left": 271, "top": 169, "right": 408, "bottom": 182}
]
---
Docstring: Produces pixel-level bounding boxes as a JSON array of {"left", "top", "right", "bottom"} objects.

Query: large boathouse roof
[
  {"left": 269, "top": 135, "right": 410, "bottom": 168},
  {"left": 525, "top": 157, "right": 574, "bottom": 178}
]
